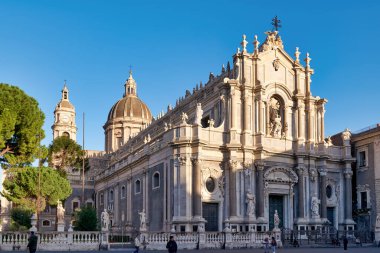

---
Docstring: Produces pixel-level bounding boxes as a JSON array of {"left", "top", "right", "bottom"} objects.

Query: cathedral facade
[{"left": 92, "top": 30, "right": 355, "bottom": 234}]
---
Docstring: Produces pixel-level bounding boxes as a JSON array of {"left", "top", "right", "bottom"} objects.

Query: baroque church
[
  {"left": 89, "top": 30, "right": 355, "bottom": 234},
  {"left": 0, "top": 29, "right": 356, "bottom": 234}
]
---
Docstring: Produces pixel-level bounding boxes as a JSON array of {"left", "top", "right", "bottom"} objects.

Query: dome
[
  {"left": 104, "top": 71, "right": 152, "bottom": 153},
  {"left": 57, "top": 100, "right": 74, "bottom": 109},
  {"left": 107, "top": 95, "right": 152, "bottom": 121}
]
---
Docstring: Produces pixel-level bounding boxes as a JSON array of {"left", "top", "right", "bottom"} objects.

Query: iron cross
[{"left": 272, "top": 16, "right": 282, "bottom": 31}]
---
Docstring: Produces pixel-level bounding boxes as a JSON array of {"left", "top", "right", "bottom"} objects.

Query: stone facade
[
  {"left": 351, "top": 124, "right": 380, "bottom": 234},
  {"left": 0, "top": 30, "right": 357, "bottom": 236},
  {"left": 93, "top": 30, "right": 355, "bottom": 235}
]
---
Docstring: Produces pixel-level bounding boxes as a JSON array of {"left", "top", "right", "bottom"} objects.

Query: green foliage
[
  {"left": 73, "top": 206, "right": 98, "bottom": 231},
  {"left": 48, "top": 136, "right": 84, "bottom": 171},
  {"left": 10, "top": 207, "right": 32, "bottom": 231},
  {"left": 0, "top": 83, "right": 45, "bottom": 168},
  {"left": 1, "top": 167, "right": 72, "bottom": 212}
]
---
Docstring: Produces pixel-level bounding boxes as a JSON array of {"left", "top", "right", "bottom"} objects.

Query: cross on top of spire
[{"left": 272, "top": 16, "right": 281, "bottom": 31}]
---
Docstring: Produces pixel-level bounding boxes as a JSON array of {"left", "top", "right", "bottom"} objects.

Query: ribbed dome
[
  {"left": 107, "top": 95, "right": 152, "bottom": 121},
  {"left": 57, "top": 100, "right": 74, "bottom": 109}
]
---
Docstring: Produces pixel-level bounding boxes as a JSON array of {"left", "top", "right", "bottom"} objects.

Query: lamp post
[{"left": 36, "top": 133, "right": 41, "bottom": 231}]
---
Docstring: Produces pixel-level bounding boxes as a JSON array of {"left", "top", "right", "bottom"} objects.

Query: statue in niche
[
  {"left": 269, "top": 97, "right": 282, "bottom": 137},
  {"left": 311, "top": 196, "right": 320, "bottom": 217},
  {"left": 246, "top": 190, "right": 255, "bottom": 217}
]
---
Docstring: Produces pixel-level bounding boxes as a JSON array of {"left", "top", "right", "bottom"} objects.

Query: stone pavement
[{"left": 3, "top": 247, "right": 379, "bottom": 253}]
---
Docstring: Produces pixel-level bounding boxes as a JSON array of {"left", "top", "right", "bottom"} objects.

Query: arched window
[
  {"left": 72, "top": 200, "right": 80, "bottom": 212},
  {"left": 62, "top": 132, "right": 70, "bottom": 138},
  {"left": 109, "top": 190, "right": 114, "bottom": 202},
  {"left": 135, "top": 180, "right": 141, "bottom": 194},
  {"left": 153, "top": 172, "right": 160, "bottom": 189},
  {"left": 121, "top": 185, "right": 126, "bottom": 199},
  {"left": 100, "top": 193, "right": 104, "bottom": 205},
  {"left": 42, "top": 220, "right": 51, "bottom": 227}
]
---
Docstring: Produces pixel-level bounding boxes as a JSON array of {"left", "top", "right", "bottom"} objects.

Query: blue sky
[{"left": 0, "top": 0, "right": 379, "bottom": 151}]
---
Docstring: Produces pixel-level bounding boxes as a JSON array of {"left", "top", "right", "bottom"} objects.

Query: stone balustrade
[
  {"left": 0, "top": 231, "right": 101, "bottom": 251},
  {"left": 0, "top": 230, "right": 279, "bottom": 251}
]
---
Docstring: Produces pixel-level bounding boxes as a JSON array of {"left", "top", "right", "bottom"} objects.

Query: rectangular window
[
  {"left": 359, "top": 151, "right": 366, "bottom": 167},
  {"left": 73, "top": 201, "right": 79, "bottom": 212},
  {"left": 361, "top": 192, "right": 368, "bottom": 209}
]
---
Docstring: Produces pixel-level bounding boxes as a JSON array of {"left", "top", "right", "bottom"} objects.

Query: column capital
[
  {"left": 344, "top": 169, "right": 353, "bottom": 178},
  {"left": 318, "top": 167, "right": 327, "bottom": 176},
  {"left": 254, "top": 160, "right": 265, "bottom": 171},
  {"left": 243, "top": 161, "right": 252, "bottom": 170},
  {"left": 228, "top": 160, "right": 239, "bottom": 170},
  {"left": 295, "top": 166, "right": 307, "bottom": 175},
  {"left": 177, "top": 156, "right": 187, "bottom": 166},
  {"left": 191, "top": 157, "right": 202, "bottom": 166}
]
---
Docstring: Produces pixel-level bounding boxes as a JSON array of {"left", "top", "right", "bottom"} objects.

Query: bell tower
[{"left": 52, "top": 83, "right": 77, "bottom": 141}]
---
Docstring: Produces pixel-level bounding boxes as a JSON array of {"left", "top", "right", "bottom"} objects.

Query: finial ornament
[
  {"left": 295, "top": 47, "right": 300, "bottom": 63},
  {"left": 305, "top": 53, "right": 311, "bottom": 68},
  {"left": 272, "top": 16, "right": 282, "bottom": 31},
  {"left": 241, "top": 34, "right": 248, "bottom": 53},
  {"left": 237, "top": 47, "right": 241, "bottom": 54},
  {"left": 253, "top": 35, "right": 260, "bottom": 55},
  {"left": 305, "top": 52, "right": 311, "bottom": 68}
]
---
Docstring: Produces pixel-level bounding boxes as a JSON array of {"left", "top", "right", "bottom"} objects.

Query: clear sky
[{"left": 0, "top": 0, "right": 379, "bottom": 151}]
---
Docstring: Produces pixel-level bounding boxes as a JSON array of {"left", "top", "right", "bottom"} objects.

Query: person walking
[
  {"left": 27, "top": 231, "right": 38, "bottom": 253},
  {"left": 166, "top": 235, "right": 178, "bottom": 253},
  {"left": 133, "top": 235, "right": 141, "bottom": 253},
  {"left": 271, "top": 236, "right": 277, "bottom": 253},
  {"left": 263, "top": 237, "right": 270, "bottom": 253},
  {"left": 343, "top": 237, "right": 348, "bottom": 250}
]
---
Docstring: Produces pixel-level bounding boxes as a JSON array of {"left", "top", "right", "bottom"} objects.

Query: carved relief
[
  {"left": 264, "top": 167, "right": 298, "bottom": 183},
  {"left": 201, "top": 166, "right": 224, "bottom": 199},
  {"left": 273, "top": 58, "right": 280, "bottom": 71}
]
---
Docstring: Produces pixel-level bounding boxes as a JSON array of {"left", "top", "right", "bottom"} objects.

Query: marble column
[
  {"left": 319, "top": 168, "right": 327, "bottom": 219},
  {"left": 344, "top": 168, "right": 353, "bottom": 220},
  {"left": 229, "top": 160, "right": 238, "bottom": 217},
  {"left": 191, "top": 158, "right": 202, "bottom": 218},
  {"left": 256, "top": 162, "right": 265, "bottom": 219},
  {"left": 296, "top": 167, "right": 305, "bottom": 219}
]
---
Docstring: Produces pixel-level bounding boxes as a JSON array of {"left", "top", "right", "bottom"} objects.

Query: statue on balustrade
[
  {"left": 56, "top": 200, "right": 65, "bottom": 224},
  {"left": 311, "top": 196, "right": 320, "bottom": 217},
  {"left": 101, "top": 209, "right": 110, "bottom": 231},
  {"left": 139, "top": 209, "right": 147, "bottom": 230}
]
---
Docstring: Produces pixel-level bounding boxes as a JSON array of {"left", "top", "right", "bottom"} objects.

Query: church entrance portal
[
  {"left": 327, "top": 207, "right": 335, "bottom": 226},
  {"left": 202, "top": 202, "right": 218, "bottom": 231},
  {"left": 269, "top": 195, "right": 283, "bottom": 230}
]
